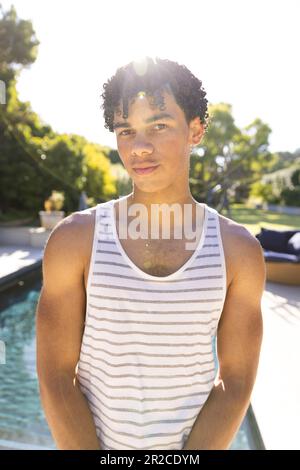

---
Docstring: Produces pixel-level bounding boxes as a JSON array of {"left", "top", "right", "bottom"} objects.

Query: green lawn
[{"left": 222, "top": 203, "right": 300, "bottom": 236}]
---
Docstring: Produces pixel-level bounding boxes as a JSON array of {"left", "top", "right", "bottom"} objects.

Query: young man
[{"left": 36, "top": 57, "right": 266, "bottom": 450}]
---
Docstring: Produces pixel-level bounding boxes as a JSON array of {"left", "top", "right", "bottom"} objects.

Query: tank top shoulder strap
[
  {"left": 86, "top": 200, "right": 113, "bottom": 298},
  {"left": 205, "top": 203, "right": 227, "bottom": 297}
]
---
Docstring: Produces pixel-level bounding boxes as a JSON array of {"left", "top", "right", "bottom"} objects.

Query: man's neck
[
  {"left": 126, "top": 190, "right": 196, "bottom": 211},
  {"left": 116, "top": 191, "right": 203, "bottom": 237}
]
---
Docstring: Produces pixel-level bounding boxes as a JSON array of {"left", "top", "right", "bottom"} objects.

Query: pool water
[{"left": 0, "top": 269, "right": 262, "bottom": 450}]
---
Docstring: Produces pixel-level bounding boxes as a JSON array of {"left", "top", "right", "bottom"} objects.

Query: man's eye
[
  {"left": 154, "top": 123, "right": 167, "bottom": 130},
  {"left": 119, "top": 124, "right": 167, "bottom": 136},
  {"left": 119, "top": 129, "right": 133, "bottom": 136}
]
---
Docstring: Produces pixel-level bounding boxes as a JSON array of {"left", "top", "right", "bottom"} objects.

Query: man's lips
[{"left": 132, "top": 164, "right": 160, "bottom": 175}]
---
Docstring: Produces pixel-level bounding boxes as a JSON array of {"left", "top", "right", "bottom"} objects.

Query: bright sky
[{"left": 2, "top": 0, "right": 300, "bottom": 153}]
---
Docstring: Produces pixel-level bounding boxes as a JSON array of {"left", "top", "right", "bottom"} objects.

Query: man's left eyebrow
[
  {"left": 145, "top": 113, "right": 175, "bottom": 124},
  {"left": 113, "top": 113, "right": 175, "bottom": 130}
]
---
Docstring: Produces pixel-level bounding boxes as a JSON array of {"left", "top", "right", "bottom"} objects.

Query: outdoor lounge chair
[{"left": 255, "top": 228, "right": 300, "bottom": 286}]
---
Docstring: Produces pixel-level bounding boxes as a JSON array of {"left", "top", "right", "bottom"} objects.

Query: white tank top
[{"left": 77, "top": 196, "right": 227, "bottom": 450}]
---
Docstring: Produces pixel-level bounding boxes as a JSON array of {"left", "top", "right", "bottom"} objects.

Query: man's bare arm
[
  {"left": 183, "top": 227, "right": 266, "bottom": 450},
  {"left": 36, "top": 213, "right": 101, "bottom": 450}
]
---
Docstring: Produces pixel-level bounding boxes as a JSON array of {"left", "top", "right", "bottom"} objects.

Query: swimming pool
[{"left": 0, "top": 268, "right": 264, "bottom": 450}]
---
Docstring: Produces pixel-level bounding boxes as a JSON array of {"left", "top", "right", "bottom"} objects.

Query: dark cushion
[
  {"left": 264, "top": 250, "right": 300, "bottom": 263},
  {"left": 257, "top": 228, "right": 291, "bottom": 252},
  {"left": 285, "top": 230, "right": 300, "bottom": 239},
  {"left": 286, "top": 232, "right": 300, "bottom": 255}
]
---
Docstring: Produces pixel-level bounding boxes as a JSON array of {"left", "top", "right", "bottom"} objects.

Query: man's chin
[{"left": 131, "top": 179, "right": 168, "bottom": 193}]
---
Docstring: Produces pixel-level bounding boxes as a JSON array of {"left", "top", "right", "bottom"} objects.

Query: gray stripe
[
  {"left": 195, "top": 253, "right": 220, "bottom": 259},
  {"left": 97, "top": 240, "right": 218, "bottom": 248},
  {"left": 78, "top": 357, "right": 215, "bottom": 378},
  {"left": 186, "top": 263, "right": 222, "bottom": 271},
  {"left": 90, "top": 283, "right": 223, "bottom": 294},
  {"left": 83, "top": 333, "right": 213, "bottom": 347},
  {"left": 96, "top": 250, "right": 121, "bottom": 255},
  {"left": 92, "top": 416, "right": 193, "bottom": 449},
  {"left": 78, "top": 363, "right": 213, "bottom": 388},
  {"left": 89, "top": 293, "right": 223, "bottom": 303},
  {"left": 97, "top": 239, "right": 219, "bottom": 248},
  {"left": 95, "top": 261, "right": 130, "bottom": 268},
  {"left": 91, "top": 272, "right": 223, "bottom": 283},
  {"left": 97, "top": 250, "right": 220, "bottom": 260},
  {"left": 85, "top": 326, "right": 213, "bottom": 337},
  {"left": 94, "top": 260, "right": 223, "bottom": 272},
  {"left": 98, "top": 225, "right": 216, "bottom": 234},
  {"left": 80, "top": 350, "right": 214, "bottom": 369},
  {"left": 81, "top": 339, "right": 213, "bottom": 358},
  {"left": 99, "top": 224, "right": 216, "bottom": 233},
  {"left": 87, "top": 312, "right": 214, "bottom": 326},
  {"left": 88, "top": 302, "right": 221, "bottom": 314},
  {"left": 79, "top": 373, "right": 210, "bottom": 402}
]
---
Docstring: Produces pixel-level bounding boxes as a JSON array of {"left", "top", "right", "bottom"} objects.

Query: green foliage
[
  {"left": 266, "top": 149, "right": 300, "bottom": 173},
  {"left": 280, "top": 187, "right": 300, "bottom": 207},
  {"left": 0, "top": 3, "right": 118, "bottom": 218},
  {"left": 291, "top": 168, "right": 300, "bottom": 187},
  {"left": 110, "top": 163, "right": 132, "bottom": 197},
  {"left": 279, "top": 167, "right": 300, "bottom": 207},
  {"left": 108, "top": 149, "right": 122, "bottom": 165},
  {"left": 250, "top": 181, "right": 280, "bottom": 204},
  {"left": 0, "top": 4, "right": 39, "bottom": 72},
  {"left": 190, "top": 103, "right": 277, "bottom": 206},
  {"left": 81, "top": 142, "right": 117, "bottom": 200},
  {"left": 256, "top": 163, "right": 300, "bottom": 206}
]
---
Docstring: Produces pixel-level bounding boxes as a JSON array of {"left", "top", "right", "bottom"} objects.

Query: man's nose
[{"left": 131, "top": 138, "right": 154, "bottom": 157}]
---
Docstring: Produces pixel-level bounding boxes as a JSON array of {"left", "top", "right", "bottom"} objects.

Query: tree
[
  {"left": 190, "top": 103, "right": 277, "bottom": 212},
  {"left": 0, "top": 3, "right": 39, "bottom": 83},
  {"left": 0, "top": 4, "right": 117, "bottom": 217}
]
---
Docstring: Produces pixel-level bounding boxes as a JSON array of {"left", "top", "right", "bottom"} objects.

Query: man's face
[{"left": 113, "top": 89, "right": 204, "bottom": 194}]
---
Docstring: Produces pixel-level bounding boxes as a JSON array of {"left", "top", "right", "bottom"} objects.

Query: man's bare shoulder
[
  {"left": 218, "top": 210, "right": 257, "bottom": 240},
  {"left": 218, "top": 211, "right": 265, "bottom": 284},
  {"left": 61, "top": 206, "right": 97, "bottom": 229},
  {"left": 44, "top": 206, "right": 97, "bottom": 263},
  {"left": 54, "top": 206, "right": 96, "bottom": 235}
]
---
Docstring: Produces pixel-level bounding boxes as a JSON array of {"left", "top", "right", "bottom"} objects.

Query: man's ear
[{"left": 189, "top": 117, "right": 205, "bottom": 146}]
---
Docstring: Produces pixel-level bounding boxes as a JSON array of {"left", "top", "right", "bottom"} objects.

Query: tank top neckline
[{"left": 108, "top": 196, "right": 209, "bottom": 281}]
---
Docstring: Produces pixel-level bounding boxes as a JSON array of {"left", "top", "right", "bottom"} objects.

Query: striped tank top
[{"left": 77, "top": 196, "right": 227, "bottom": 450}]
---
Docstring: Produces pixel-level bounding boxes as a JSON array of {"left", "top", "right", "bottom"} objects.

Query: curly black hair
[{"left": 100, "top": 56, "right": 209, "bottom": 133}]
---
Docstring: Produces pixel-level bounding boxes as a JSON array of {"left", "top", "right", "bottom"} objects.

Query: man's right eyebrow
[
  {"left": 113, "top": 121, "right": 131, "bottom": 130},
  {"left": 113, "top": 112, "right": 175, "bottom": 130}
]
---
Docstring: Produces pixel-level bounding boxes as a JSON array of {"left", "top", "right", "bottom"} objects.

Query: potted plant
[{"left": 39, "top": 190, "right": 65, "bottom": 230}]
